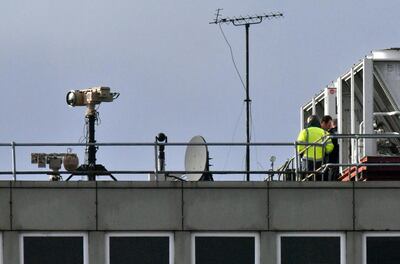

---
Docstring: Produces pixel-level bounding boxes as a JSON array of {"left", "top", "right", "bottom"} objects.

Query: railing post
[
  {"left": 294, "top": 142, "right": 299, "bottom": 181},
  {"left": 355, "top": 137, "right": 359, "bottom": 181},
  {"left": 154, "top": 141, "right": 159, "bottom": 181},
  {"left": 11, "top": 142, "right": 16, "bottom": 181},
  {"left": 323, "top": 137, "right": 328, "bottom": 182},
  {"left": 313, "top": 144, "right": 317, "bottom": 181}
]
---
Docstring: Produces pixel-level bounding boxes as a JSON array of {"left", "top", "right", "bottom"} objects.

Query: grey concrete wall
[
  {"left": 346, "top": 231, "right": 363, "bottom": 264},
  {"left": 97, "top": 182, "right": 182, "bottom": 230},
  {"left": 183, "top": 182, "right": 268, "bottom": 230},
  {"left": 0, "top": 181, "right": 400, "bottom": 232},
  {"left": 2, "top": 180, "right": 400, "bottom": 264},
  {"left": 354, "top": 182, "right": 400, "bottom": 230},
  {"left": 89, "top": 232, "right": 105, "bottom": 264},
  {"left": 261, "top": 232, "right": 277, "bottom": 264},
  {"left": 174, "top": 231, "right": 191, "bottom": 264},
  {"left": 0, "top": 183, "right": 10, "bottom": 231},
  {"left": 269, "top": 182, "right": 353, "bottom": 230},
  {"left": 3, "top": 231, "right": 19, "bottom": 264},
  {"left": 11, "top": 181, "right": 96, "bottom": 231}
]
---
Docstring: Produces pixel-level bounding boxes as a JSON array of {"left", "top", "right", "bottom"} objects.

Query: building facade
[{"left": 1, "top": 181, "right": 400, "bottom": 264}]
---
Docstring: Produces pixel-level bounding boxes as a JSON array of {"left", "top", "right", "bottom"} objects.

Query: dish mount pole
[{"left": 210, "top": 10, "right": 283, "bottom": 181}]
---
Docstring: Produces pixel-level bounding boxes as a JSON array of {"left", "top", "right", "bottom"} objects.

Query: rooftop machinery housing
[{"left": 301, "top": 48, "right": 400, "bottom": 169}]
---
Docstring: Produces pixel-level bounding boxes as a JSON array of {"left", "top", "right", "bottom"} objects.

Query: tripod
[{"left": 66, "top": 105, "right": 116, "bottom": 181}]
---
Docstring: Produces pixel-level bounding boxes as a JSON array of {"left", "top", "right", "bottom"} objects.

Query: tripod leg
[{"left": 65, "top": 174, "right": 74, "bottom": 181}]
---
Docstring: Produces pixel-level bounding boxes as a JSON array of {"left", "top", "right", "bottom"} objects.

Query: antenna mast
[{"left": 210, "top": 10, "right": 283, "bottom": 181}]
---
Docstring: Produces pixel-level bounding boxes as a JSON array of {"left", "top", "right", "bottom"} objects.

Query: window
[
  {"left": 192, "top": 233, "right": 260, "bottom": 264},
  {"left": 364, "top": 233, "right": 400, "bottom": 264},
  {"left": 20, "top": 233, "right": 88, "bottom": 264},
  {"left": 278, "top": 233, "right": 345, "bottom": 264},
  {"left": 106, "top": 232, "right": 173, "bottom": 264}
]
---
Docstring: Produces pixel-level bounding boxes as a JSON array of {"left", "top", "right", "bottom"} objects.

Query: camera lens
[
  {"left": 66, "top": 91, "right": 76, "bottom": 106},
  {"left": 157, "top": 133, "right": 167, "bottom": 142}
]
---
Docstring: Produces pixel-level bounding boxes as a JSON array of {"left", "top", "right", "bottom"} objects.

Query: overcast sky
[{"left": 1, "top": 0, "right": 400, "bottom": 180}]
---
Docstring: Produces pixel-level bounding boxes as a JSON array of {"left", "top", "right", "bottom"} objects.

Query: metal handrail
[
  {"left": 2, "top": 133, "right": 400, "bottom": 181},
  {"left": 2, "top": 142, "right": 296, "bottom": 147},
  {"left": 1, "top": 141, "right": 297, "bottom": 181},
  {"left": 288, "top": 133, "right": 400, "bottom": 181}
]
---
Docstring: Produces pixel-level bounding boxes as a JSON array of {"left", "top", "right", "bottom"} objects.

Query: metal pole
[
  {"left": 86, "top": 113, "right": 96, "bottom": 181},
  {"left": 11, "top": 142, "right": 16, "bottom": 181},
  {"left": 209, "top": 12, "right": 283, "bottom": 181},
  {"left": 355, "top": 137, "right": 359, "bottom": 181},
  {"left": 245, "top": 23, "right": 251, "bottom": 182},
  {"left": 294, "top": 142, "right": 299, "bottom": 181},
  {"left": 154, "top": 140, "right": 159, "bottom": 181}
]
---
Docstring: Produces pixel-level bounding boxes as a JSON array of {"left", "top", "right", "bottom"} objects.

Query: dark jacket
[{"left": 327, "top": 127, "right": 339, "bottom": 163}]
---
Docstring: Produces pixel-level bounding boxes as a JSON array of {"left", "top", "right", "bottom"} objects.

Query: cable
[
  {"left": 218, "top": 23, "right": 248, "bottom": 174},
  {"left": 95, "top": 105, "right": 102, "bottom": 125},
  {"left": 249, "top": 104, "right": 265, "bottom": 180},
  {"left": 223, "top": 101, "right": 245, "bottom": 170},
  {"left": 218, "top": 23, "right": 246, "bottom": 92},
  {"left": 218, "top": 22, "right": 257, "bottom": 177},
  {"left": 96, "top": 111, "right": 102, "bottom": 126},
  {"left": 79, "top": 120, "right": 88, "bottom": 143}
]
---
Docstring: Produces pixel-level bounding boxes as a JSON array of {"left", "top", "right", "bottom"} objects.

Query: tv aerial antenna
[{"left": 210, "top": 9, "right": 283, "bottom": 181}]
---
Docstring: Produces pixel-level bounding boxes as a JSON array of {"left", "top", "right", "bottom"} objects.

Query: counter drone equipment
[
  {"left": 156, "top": 133, "right": 168, "bottom": 172},
  {"left": 31, "top": 150, "right": 79, "bottom": 181},
  {"left": 66, "top": 86, "right": 120, "bottom": 181}
]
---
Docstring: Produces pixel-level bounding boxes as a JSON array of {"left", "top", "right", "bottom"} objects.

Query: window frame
[
  {"left": 105, "top": 232, "right": 174, "bottom": 264},
  {"left": 277, "top": 232, "right": 346, "bottom": 264},
  {"left": 363, "top": 232, "right": 400, "bottom": 264},
  {"left": 19, "top": 232, "right": 88, "bottom": 264},
  {"left": 191, "top": 232, "right": 260, "bottom": 264},
  {"left": 0, "top": 232, "right": 3, "bottom": 264}
]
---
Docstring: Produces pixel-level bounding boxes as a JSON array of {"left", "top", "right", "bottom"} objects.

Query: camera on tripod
[{"left": 66, "top": 86, "right": 119, "bottom": 107}]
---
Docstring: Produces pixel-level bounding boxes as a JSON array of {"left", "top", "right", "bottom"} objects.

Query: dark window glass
[
  {"left": 281, "top": 236, "right": 340, "bottom": 264},
  {"left": 110, "top": 236, "right": 169, "bottom": 264},
  {"left": 367, "top": 236, "right": 400, "bottom": 264},
  {"left": 195, "top": 236, "right": 255, "bottom": 264},
  {"left": 24, "top": 236, "right": 84, "bottom": 264}
]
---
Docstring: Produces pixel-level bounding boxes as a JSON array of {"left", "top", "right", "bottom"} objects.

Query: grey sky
[{"left": 1, "top": 0, "right": 400, "bottom": 180}]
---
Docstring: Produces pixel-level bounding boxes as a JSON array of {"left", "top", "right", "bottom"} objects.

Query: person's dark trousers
[
  {"left": 328, "top": 167, "right": 340, "bottom": 181},
  {"left": 302, "top": 159, "right": 323, "bottom": 181},
  {"left": 328, "top": 127, "right": 340, "bottom": 180}
]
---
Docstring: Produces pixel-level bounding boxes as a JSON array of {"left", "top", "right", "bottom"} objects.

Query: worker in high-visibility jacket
[{"left": 297, "top": 115, "right": 334, "bottom": 180}]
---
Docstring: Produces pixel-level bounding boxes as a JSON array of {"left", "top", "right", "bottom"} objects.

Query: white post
[
  {"left": 312, "top": 97, "right": 316, "bottom": 115},
  {"left": 300, "top": 106, "right": 305, "bottom": 130},
  {"left": 350, "top": 67, "right": 356, "bottom": 135},
  {"left": 336, "top": 77, "right": 345, "bottom": 166},
  {"left": 350, "top": 67, "right": 357, "bottom": 163},
  {"left": 324, "top": 87, "right": 337, "bottom": 117},
  {"left": 363, "top": 58, "right": 376, "bottom": 156}
]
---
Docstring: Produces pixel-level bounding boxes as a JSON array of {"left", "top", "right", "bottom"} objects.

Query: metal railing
[
  {"left": 0, "top": 141, "right": 295, "bottom": 181},
  {"left": 279, "top": 133, "right": 400, "bottom": 181},
  {"left": 1, "top": 133, "right": 400, "bottom": 181}
]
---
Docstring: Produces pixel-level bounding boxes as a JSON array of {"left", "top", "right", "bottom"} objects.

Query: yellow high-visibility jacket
[{"left": 296, "top": 127, "right": 334, "bottom": 161}]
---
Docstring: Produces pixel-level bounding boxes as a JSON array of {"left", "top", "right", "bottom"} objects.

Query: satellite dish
[{"left": 184, "top": 136, "right": 213, "bottom": 181}]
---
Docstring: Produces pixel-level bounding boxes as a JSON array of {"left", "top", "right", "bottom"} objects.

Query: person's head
[
  {"left": 306, "top": 115, "right": 321, "bottom": 128},
  {"left": 321, "top": 115, "right": 333, "bottom": 131}
]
